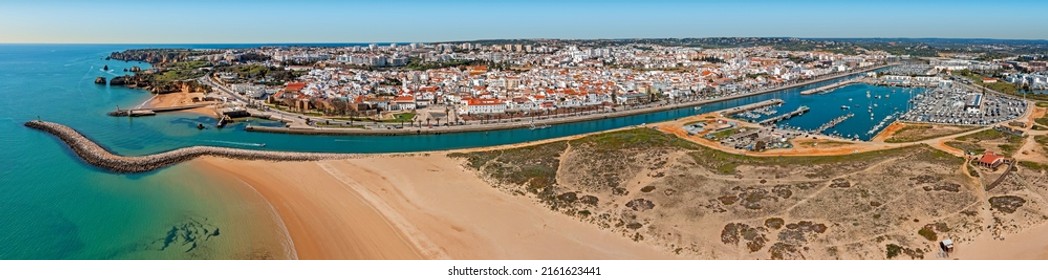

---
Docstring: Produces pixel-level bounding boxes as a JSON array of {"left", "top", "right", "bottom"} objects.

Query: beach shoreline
[{"left": 192, "top": 154, "right": 675, "bottom": 259}]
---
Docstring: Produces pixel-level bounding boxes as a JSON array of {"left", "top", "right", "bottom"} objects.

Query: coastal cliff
[
  {"left": 106, "top": 49, "right": 215, "bottom": 94},
  {"left": 107, "top": 49, "right": 209, "bottom": 65},
  {"left": 24, "top": 120, "right": 354, "bottom": 173}
]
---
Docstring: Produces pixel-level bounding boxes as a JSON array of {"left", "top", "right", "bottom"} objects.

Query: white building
[{"left": 460, "top": 98, "right": 507, "bottom": 115}]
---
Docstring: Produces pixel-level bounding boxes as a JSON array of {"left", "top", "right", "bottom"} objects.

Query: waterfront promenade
[{"left": 227, "top": 63, "right": 897, "bottom": 136}]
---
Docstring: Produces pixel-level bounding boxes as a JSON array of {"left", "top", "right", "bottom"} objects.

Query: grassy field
[
  {"left": 958, "top": 129, "right": 1006, "bottom": 142},
  {"left": 706, "top": 128, "right": 739, "bottom": 141},
  {"left": 449, "top": 142, "right": 567, "bottom": 203},
  {"left": 951, "top": 128, "right": 1025, "bottom": 156},
  {"left": 945, "top": 141, "right": 986, "bottom": 154},
  {"left": 687, "top": 140, "right": 958, "bottom": 175},
  {"left": 1036, "top": 116, "right": 1048, "bottom": 128},
  {"left": 155, "top": 60, "right": 210, "bottom": 82},
  {"left": 384, "top": 113, "right": 416, "bottom": 123},
  {"left": 571, "top": 127, "right": 700, "bottom": 151},
  {"left": 1019, "top": 160, "right": 1048, "bottom": 172},
  {"left": 884, "top": 123, "right": 976, "bottom": 143}
]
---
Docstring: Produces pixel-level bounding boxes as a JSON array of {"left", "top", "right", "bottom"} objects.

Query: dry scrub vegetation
[{"left": 450, "top": 128, "right": 1048, "bottom": 259}]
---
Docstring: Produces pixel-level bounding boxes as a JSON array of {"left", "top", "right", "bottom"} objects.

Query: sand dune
[
  {"left": 955, "top": 223, "right": 1048, "bottom": 260},
  {"left": 195, "top": 154, "right": 673, "bottom": 259}
]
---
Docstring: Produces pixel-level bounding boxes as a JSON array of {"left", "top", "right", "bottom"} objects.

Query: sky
[{"left": 0, "top": 0, "right": 1045, "bottom": 43}]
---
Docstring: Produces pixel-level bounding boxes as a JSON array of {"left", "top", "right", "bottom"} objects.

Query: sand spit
[{"left": 24, "top": 120, "right": 355, "bottom": 173}]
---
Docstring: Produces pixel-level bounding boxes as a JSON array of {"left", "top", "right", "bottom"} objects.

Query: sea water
[{"left": 0, "top": 45, "right": 292, "bottom": 259}]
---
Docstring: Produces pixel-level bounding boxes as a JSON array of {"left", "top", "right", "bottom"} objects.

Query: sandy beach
[
  {"left": 194, "top": 154, "right": 673, "bottom": 259},
  {"left": 144, "top": 92, "right": 216, "bottom": 116}
]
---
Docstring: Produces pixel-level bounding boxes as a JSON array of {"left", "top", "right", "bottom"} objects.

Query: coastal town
[
  {"left": 104, "top": 41, "right": 898, "bottom": 132},
  {"left": 99, "top": 38, "right": 1048, "bottom": 141}
]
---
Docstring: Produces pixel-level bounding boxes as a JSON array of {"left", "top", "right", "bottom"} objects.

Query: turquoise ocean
[{"left": 0, "top": 44, "right": 917, "bottom": 259}]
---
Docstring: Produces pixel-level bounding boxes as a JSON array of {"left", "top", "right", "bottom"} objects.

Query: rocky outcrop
[
  {"left": 24, "top": 120, "right": 355, "bottom": 173},
  {"left": 94, "top": 77, "right": 106, "bottom": 84},
  {"left": 150, "top": 80, "right": 211, "bottom": 94},
  {"left": 109, "top": 76, "right": 128, "bottom": 86}
]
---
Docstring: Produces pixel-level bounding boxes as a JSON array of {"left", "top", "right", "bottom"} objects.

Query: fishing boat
[{"left": 529, "top": 122, "right": 550, "bottom": 130}]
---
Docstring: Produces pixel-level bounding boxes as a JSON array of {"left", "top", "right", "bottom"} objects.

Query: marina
[
  {"left": 813, "top": 113, "right": 855, "bottom": 134},
  {"left": 758, "top": 106, "right": 810, "bottom": 125}
]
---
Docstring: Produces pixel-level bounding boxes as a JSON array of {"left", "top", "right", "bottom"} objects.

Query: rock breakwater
[{"left": 25, "top": 120, "right": 354, "bottom": 173}]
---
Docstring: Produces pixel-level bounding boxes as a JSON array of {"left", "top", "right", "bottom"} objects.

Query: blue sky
[{"left": 0, "top": 0, "right": 1045, "bottom": 43}]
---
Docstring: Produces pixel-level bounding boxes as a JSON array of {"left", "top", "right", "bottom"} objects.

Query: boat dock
[
  {"left": 801, "top": 79, "right": 860, "bottom": 95},
  {"left": 759, "top": 106, "right": 810, "bottom": 125},
  {"left": 107, "top": 102, "right": 214, "bottom": 117},
  {"left": 721, "top": 99, "right": 784, "bottom": 116},
  {"left": 813, "top": 113, "right": 854, "bottom": 134}
]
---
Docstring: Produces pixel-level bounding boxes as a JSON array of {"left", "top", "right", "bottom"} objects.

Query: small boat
[
  {"left": 529, "top": 122, "right": 550, "bottom": 130},
  {"left": 841, "top": 105, "right": 850, "bottom": 110}
]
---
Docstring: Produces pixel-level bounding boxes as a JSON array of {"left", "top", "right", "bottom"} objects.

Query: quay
[
  {"left": 813, "top": 113, "right": 854, "bottom": 134},
  {"left": 801, "top": 78, "right": 860, "bottom": 95},
  {"left": 759, "top": 106, "right": 810, "bottom": 125},
  {"left": 24, "top": 120, "right": 354, "bottom": 173},
  {"left": 720, "top": 99, "right": 784, "bottom": 116},
  {"left": 107, "top": 102, "right": 215, "bottom": 117}
]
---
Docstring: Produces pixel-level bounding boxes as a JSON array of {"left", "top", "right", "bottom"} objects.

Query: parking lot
[{"left": 900, "top": 83, "right": 1027, "bottom": 125}]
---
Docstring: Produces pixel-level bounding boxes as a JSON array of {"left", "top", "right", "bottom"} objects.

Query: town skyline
[{"left": 2, "top": 0, "right": 1047, "bottom": 43}]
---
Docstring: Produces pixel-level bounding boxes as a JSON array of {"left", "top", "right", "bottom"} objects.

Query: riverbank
[
  {"left": 194, "top": 154, "right": 675, "bottom": 259},
  {"left": 245, "top": 64, "right": 896, "bottom": 136}
]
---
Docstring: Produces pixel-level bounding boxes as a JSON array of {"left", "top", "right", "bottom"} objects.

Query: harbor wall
[{"left": 24, "top": 120, "right": 354, "bottom": 173}]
